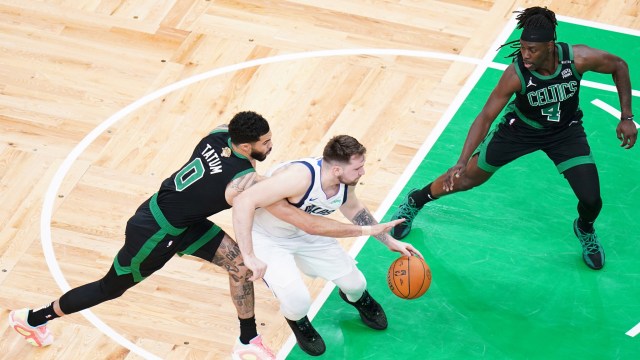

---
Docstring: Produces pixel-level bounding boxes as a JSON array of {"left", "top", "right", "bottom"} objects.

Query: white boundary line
[
  {"left": 557, "top": 14, "right": 640, "bottom": 37},
  {"left": 626, "top": 322, "right": 640, "bottom": 337},
  {"left": 591, "top": 99, "right": 640, "bottom": 128},
  {"left": 276, "top": 12, "right": 521, "bottom": 360},
  {"left": 41, "top": 49, "right": 482, "bottom": 360},
  {"left": 39, "top": 14, "right": 640, "bottom": 360}
]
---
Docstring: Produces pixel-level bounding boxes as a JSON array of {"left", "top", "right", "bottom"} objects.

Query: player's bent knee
[
  {"left": 334, "top": 268, "right": 367, "bottom": 299},
  {"left": 277, "top": 288, "right": 312, "bottom": 321}
]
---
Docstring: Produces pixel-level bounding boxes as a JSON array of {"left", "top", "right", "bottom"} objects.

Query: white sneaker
[
  {"left": 232, "top": 334, "right": 275, "bottom": 360},
  {"left": 9, "top": 309, "right": 54, "bottom": 347}
]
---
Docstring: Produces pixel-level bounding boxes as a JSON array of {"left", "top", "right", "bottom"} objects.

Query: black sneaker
[
  {"left": 573, "top": 219, "right": 605, "bottom": 270},
  {"left": 389, "top": 189, "right": 423, "bottom": 239},
  {"left": 285, "top": 316, "right": 326, "bottom": 356},
  {"left": 339, "top": 289, "right": 387, "bottom": 330}
]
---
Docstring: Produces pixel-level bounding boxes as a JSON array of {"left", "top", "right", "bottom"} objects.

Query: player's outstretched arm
[
  {"left": 266, "top": 200, "right": 405, "bottom": 238},
  {"left": 339, "top": 187, "right": 423, "bottom": 258}
]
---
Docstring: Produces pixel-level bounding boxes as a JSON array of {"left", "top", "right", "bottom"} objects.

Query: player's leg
[
  {"left": 548, "top": 126, "right": 604, "bottom": 270},
  {"left": 9, "top": 265, "right": 138, "bottom": 347},
  {"left": 391, "top": 123, "right": 521, "bottom": 239},
  {"left": 294, "top": 235, "right": 387, "bottom": 330},
  {"left": 9, "top": 208, "right": 164, "bottom": 347},
  {"left": 333, "top": 266, "right": 388, "bottom": 330},
  {"left": 564, "top": 163, "right": 604, "bottom": 269},
  {"left": 185, "top": 224, "right": 274, "bottom": 359},
  {"left": 252, "top": 231, "right": 325, "bottom": 356}
]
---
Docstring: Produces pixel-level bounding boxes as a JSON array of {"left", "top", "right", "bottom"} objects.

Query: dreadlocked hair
[{"left": 498, "top": 7, "right": 558, "bottom": 58}]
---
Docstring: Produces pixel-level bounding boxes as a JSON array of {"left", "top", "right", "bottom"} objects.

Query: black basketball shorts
[
  {"left": 113, "top": 201, "right": 225, "bottom": 282},
  {"left": 474, "top": 117, "right": 595, "bottom": 174}
]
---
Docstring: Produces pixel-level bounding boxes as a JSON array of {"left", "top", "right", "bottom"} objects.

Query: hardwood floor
[{"left": 0, "top": 1, "right": 636, "bottom": 358}]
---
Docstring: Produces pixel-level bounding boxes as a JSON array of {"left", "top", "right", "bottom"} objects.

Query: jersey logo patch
[
  {"left": 221, "top": 147, "right": 232, "bottom": 157},
  {"left": 561, "top": 68, "right": 573, "bottom": 79},
  {"left": 526, "top": 77, "right": 537, "bottom": 88}
]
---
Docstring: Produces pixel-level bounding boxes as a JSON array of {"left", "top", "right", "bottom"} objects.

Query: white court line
[
  {"left": 41, "top": 49, "right": 482, "bottom": 360},
  {"left": 626, "top": 322, "right": 640, "bottom": 337},
  {"left": 591, "top": 99, "right": 640, "bottom": 128},
  {"left": 558, "top": 14, "right": 640, "bottom": 37},
  {"left": 40, "top": 18, "right": 640, "bottom": 360},
  {"left": 276, "top": 11, "right": 521, "bottom": 360}
]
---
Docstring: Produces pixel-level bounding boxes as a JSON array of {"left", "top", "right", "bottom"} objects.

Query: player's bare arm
[
  {"left": 232, "top": 165, "right": 312, "bottom": 280},
  {"left": 573, "top": 45, "right": 636, "bottom": 148},
  {"left": 339, "top": 187, "right": 422, "bottom": 258},
  {"left": 225, "top": 171, "right": 260, "bottom": 205},
  {"left": 444, "top": 64, "right": 522, "bottom": 191},
  {"left": 266, "top": 200, "right": 405, "bottom": 238}
]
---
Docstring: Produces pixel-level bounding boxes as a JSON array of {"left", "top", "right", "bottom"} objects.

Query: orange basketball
[{"left": 387, "top": 255, "right": 431, "bottom": 299}]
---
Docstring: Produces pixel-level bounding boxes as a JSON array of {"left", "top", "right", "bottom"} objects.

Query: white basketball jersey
[{"left": 253, "top": 157, "right": 349, "bottom": 238}]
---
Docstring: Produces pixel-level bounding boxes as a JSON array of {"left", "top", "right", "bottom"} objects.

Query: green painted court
[{"left": 285, "top": 19, "right": 640, "bottom": 359}]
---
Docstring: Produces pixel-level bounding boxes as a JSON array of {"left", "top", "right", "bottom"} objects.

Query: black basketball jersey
[
  {"left": 509, "top": 42, "right": 583, "bottom": 130},
  {"left": 153, "top": 129, "right": 255, "bottom": 227}
]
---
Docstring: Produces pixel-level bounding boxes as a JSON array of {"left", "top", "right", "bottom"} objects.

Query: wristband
[
  {"left": 621, "top": 115, "right": 634, "bottom": 121},
  {"left": 361, "top": 226, "right": 372, "bottom": 236}
]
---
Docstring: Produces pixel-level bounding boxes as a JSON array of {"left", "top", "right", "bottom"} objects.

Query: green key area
[{"left": 286, "top": 20, "right": 640, "bottom": 359}]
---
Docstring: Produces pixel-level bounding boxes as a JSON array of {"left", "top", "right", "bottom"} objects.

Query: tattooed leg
[{"left": 212, "top": 234, "right": 255, "bottom": 319}]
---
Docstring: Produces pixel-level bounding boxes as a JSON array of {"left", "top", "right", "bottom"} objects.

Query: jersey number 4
[{"left": 541, "top": 102, "right": 561, "bottom": 122}]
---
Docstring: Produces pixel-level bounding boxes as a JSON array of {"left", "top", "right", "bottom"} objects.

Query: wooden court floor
[{"left": 0, "top": 1, "right": 638, "bottom": 359}]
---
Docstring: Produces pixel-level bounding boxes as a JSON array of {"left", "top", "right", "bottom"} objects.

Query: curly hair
[
  {"left": 228, "top": 111, "right": 270, "bottom": 144},
  {"left": 499, "top": 6, "right": 558, "bottom": 57}
]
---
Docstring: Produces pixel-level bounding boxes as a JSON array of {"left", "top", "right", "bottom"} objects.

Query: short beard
[
  {"left": 251, "top": 150, "right": 268, "bottom": 162},
  {"left": 338, "top": 175, "right": 359, "bottom": 186}
]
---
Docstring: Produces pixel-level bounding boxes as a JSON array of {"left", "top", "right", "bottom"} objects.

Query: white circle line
[{"left": 41, "top": 48, "right": 485, "bottom": 359}]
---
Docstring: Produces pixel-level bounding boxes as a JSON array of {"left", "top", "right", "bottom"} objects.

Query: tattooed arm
[
  {"left": 339, "top": 186, "right": 423, "bottom": 258},
  {"left": 266, "top": 200, "right": 405, "bottom": 238},
  {"left": 225, "top": 171, "right": 261, "bottom": 205}
]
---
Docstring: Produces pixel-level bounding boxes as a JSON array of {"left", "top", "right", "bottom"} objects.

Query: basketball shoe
[
  {"left": 286, "top": 316, "right": 325, "bottom": 356},
  {"left": 390, "top": 189, "right": 422, "bottom": 239},
  {"left": 8, "top": 309, "right": 54, "bottom": 347},
  {"left": 573, "top": 219, "right": 605, "bottom": 270},
  {"left": 232, "top": 334, "right": 275, "bottom": 360},
  {"left": 339, "top": 289, "right": 387, "bottom": 330}
]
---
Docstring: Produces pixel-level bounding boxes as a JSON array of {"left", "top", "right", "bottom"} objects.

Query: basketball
[{"left": 387, "top": 255, "right": 431, "bottom": 299}]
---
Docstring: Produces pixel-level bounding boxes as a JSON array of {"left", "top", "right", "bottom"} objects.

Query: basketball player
[
  {"left": 8, "top": 112, "right": 402, "bottom": 359},
  {"left": 390, "top": 6, "right": 636, "bottom": 271},
  {"left": 232, "top": 135, "right": 422, "bottom": 356}
]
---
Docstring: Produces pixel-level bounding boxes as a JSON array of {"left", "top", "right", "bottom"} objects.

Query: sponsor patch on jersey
[{"left": 561, "top": 68, "right": 572, "bottom": 79}]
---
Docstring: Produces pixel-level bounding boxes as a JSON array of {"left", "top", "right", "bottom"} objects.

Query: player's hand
[
  {"left": 387, "top": 238, "right": 423, "bottom": 259},
  {"left": 244, "top": 255, "right": 267, "bottom": 281},
  {"left": 443, "top": 163, "right": 465, "bottom": 192},
  {"left": 370, "top": 218, "right": 406, "bottom": 236},
  {"left": 616, "top": 119, "right": 638, "bottom": 149}
]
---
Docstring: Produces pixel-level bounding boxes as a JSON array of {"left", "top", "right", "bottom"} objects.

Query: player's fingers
[
  {"left": 390, "top": 218, "right": 406, "bottom": 225},
  {"left": 250, "top": 271, "right": 264, "bottom": 282},
  {"left": 410, "top": 247, "right": 424, "bottom": 259},
  {"left": 621, "top": 135, "right": 630, "bottom": 147}
]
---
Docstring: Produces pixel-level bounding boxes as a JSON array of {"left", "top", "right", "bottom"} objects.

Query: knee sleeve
[
  {"left": 274, "top": 283, "right": 312, "bottom": 321},
  {"left": 59, "top": 265, "right": 137, "bottom": 314},
  {"left": 333, "top": 267, "right": 367, "bottom": 302}
]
